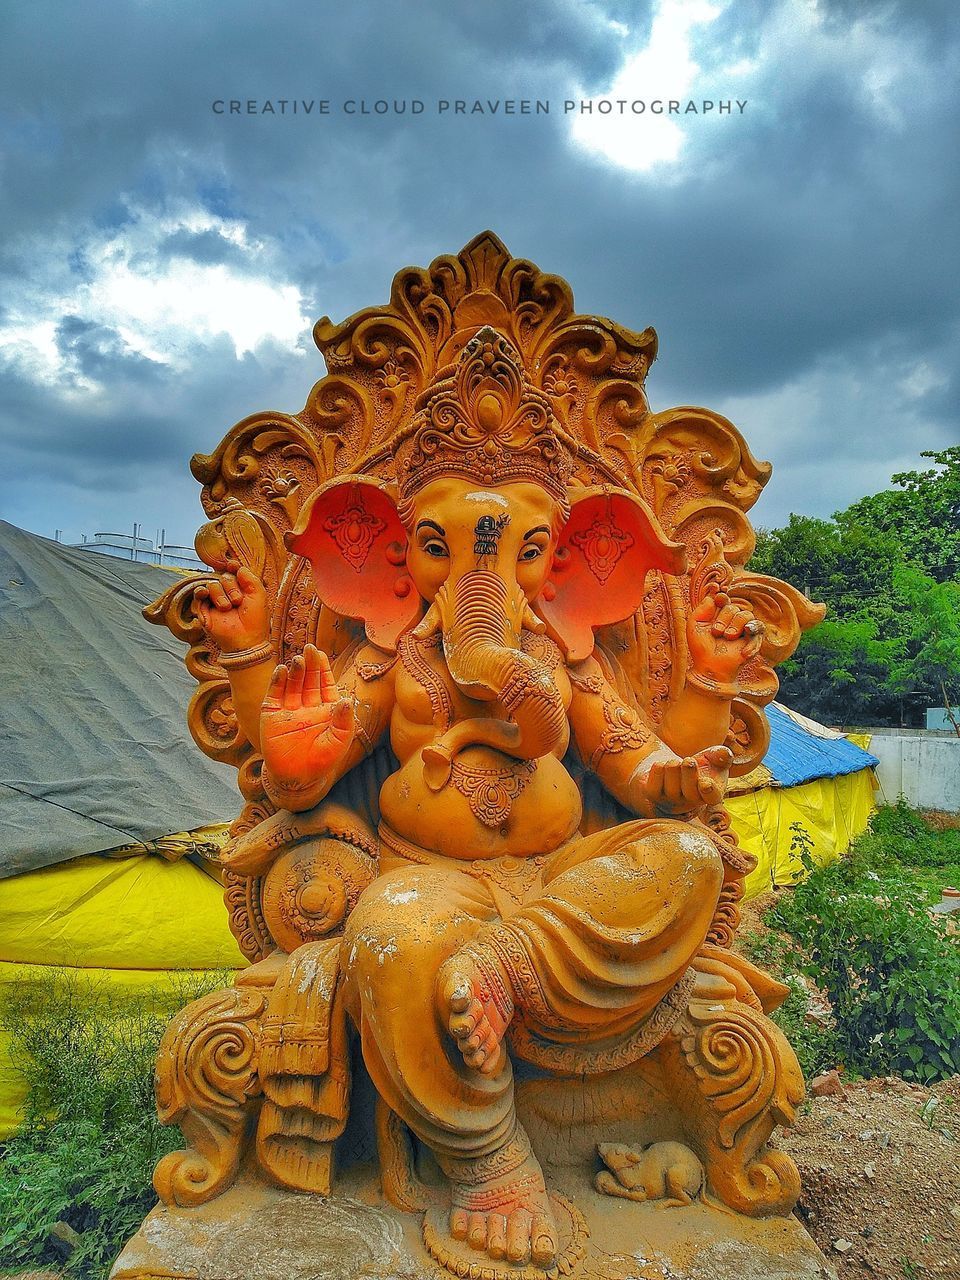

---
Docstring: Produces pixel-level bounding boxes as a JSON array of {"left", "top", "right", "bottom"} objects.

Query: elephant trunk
[{"left": 437, "top": 571, "right": 566, "bottom": 765}]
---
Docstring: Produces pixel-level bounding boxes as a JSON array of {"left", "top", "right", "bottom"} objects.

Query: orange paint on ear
[
  {"left": 538, "top": 488, "right": 686, "bottom": 662},
  {"left": 287, "top": 475, "right": 422, "bottom": 651}
]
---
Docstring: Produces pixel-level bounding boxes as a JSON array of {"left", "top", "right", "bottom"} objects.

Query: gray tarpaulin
[{"left": 0, "top": 521, "right": 240, "bottom": 879}]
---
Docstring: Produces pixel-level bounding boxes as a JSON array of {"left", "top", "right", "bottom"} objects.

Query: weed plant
[
  {"left": 0, "top": 968, "right": 227, "bottom": 1278},
  {"left": 766, "top": 806, "right": 960, "bottom": 1083}
]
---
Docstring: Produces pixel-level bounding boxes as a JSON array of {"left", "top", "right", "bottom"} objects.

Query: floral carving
[
  {"left": 570, "top": 515, "right": 635, "bottom": 585},
  {"left": 450, "top": 759, "right": 537, "bottom": 828},
  {"left": 322, "top": 497, "right": 388, "bottom": 571},
  {"left": 260, "top": 465, "right": 303, "bottom": 525}
]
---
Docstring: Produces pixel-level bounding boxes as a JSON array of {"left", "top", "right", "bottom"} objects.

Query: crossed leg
[
  {"left": 342, "top": 864, "right": 558, "bottom": 1268},
  {"left": 342, "top": 822, "right": 722, "bottom": 1269}
]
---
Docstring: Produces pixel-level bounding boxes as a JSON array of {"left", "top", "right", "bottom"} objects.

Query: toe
[
  {"left": 487, "top": 1213, "right": 507, "bottom": 1259},
  {"left": 446, "top": 978, "right": 473, "bottom": 1015},
  {"left": 506, "top": 1208, "right": 533, "bottom": 1264},
  {"left": 530, "top": 1214, "right": 558, "bottom": 1267},
  {"left": 463, "top": 1028, "right": 484, "bottom": 1051},
  {"left": 467, "top": 1212, "right": 487, "bottom": 1251},
  {"left": 450, "top": 1208, "right": 469, "bottom": 1241},
  {"left": 450, "top": 1004, "right": 481, "bottom": 1041},
  {"left": 478, "top": 1045, "right": 505, "bottom": 1075}
]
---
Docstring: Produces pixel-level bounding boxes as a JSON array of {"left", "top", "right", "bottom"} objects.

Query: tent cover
[{"left": 0, "top": 521, "right": 239, "bottom": 879}]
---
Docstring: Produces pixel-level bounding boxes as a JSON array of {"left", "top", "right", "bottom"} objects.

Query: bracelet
[
  {"left": 685, "top": 669, "right": 740, "bottom": 700},
  {"left": 219, "top": 641, "right": 274, "bottom": 671}
]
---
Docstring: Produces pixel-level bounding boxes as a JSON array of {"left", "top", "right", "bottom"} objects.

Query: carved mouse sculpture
[{"left": 596, "top": 1141, "right": 731, "bottom": 1213}]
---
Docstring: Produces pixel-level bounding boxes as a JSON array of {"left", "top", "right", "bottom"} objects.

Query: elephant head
[{"left": 286, "top": 328, "right": 685, "bottom": 780}]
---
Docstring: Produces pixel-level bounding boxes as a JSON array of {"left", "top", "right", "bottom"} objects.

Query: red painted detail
[
  {"left": 537, "top": 487, "right": 686, "bottom": 663},
  {"left": 286, "top": 475, "right": 422, "bottom": 652},
  {"left": 321, "top": 501, "right": 386, "bottom": 571}
]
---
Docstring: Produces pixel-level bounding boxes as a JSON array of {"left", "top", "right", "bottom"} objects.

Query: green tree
[{"left": 750, "top": 449, "right": 960, "bottom": 727}]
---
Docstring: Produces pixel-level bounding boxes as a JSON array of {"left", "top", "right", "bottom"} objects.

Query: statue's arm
[
  {"left": 567, "top": 657, "right": 730, "bottom": 817},
  {"left": 191, "top": 564, "right": 273, "bottom": 752},
  {"left": 260, "top": 643, "right": 396, "bottom": 813},
  {"left": 658, "top": 587, "right": 765, "bottom": 758}
]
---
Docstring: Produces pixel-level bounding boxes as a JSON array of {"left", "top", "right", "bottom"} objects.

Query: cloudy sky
[{"left": 1, "top": 0, "right": 957, "bottom": 551}]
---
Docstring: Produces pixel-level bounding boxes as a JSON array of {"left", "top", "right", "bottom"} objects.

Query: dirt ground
[
  {"left": 741, "top": 889, "right": 960, "bottom": 1280},
  {"left": 779, "top": 1074, "right": 960, "bottom": 1279}
]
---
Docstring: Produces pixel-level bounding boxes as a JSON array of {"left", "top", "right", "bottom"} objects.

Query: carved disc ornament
[{"left": 145, "top": 231, "right": 824, "bottom": 951}]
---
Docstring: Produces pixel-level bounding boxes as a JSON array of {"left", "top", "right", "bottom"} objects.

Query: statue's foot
[
  {"left": 449, "top": 1149, "right": 558, "bottom": 1268},
  {"left": 438, "top": 942, "right": 514, "bottom": 1076}
]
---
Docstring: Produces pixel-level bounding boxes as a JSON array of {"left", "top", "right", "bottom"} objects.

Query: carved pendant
[{"left": 450, "top": 759, "right": 536, "bottom": 828}]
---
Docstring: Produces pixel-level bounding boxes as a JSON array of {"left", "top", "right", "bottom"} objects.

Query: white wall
[{"left": 867, "top": 729, "right": 960, "bottom": 813}]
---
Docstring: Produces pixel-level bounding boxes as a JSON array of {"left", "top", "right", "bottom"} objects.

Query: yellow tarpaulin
[
  {"left": 0, "top": 852, "right": 245, "bottom": 971},
  {"left": 733, "top": 768, "right": 877, "bottom": 899},
  {"left": 0, "top": 854, "right": 245, "bottom": 1139}
]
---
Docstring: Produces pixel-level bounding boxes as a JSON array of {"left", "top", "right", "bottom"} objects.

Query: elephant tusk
[
  {"left": 411, "top": 600, "right": 442, "bottom": 640},
  {"left": 522, "top": 602, "right": 546, "bottom": 635},
  {"left": 422, "top": 743, "right": 454, "bottom": 791}
]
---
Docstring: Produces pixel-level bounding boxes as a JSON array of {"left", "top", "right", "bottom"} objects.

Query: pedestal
[{"left": 111, "top": 1164, "right": 837, "bottom": 1280}]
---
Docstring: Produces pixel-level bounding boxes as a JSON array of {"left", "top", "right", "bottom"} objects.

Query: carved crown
[{"left": 396, "top": 327, "right": 571, "bottom": 505}]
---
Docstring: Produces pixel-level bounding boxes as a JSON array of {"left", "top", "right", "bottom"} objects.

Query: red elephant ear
[
  {"left": 537, "top": 487, "right": 687, "bottom": 662},
  {"left": 286, "top": 475, "right": 420, "bottom": 652}
]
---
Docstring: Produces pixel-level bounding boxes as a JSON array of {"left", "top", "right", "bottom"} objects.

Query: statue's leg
[
  {"left": 342, "top": 865, "right": 559, "bottom": 1268},
  {"left": 442, "top": 819, "right": 723, "bottom": 1052}
]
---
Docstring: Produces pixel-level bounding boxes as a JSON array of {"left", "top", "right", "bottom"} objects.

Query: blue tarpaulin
[{"left": 763, "top": 703, "right": 879, "bottom": 788}]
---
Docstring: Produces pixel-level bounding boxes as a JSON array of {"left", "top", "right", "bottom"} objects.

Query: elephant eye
[
  {"left": 424, "top": 540, "right": 448, "bottom": 559},
  {"left": 519, "top": 544, "right": 542, "bottom": 561}
]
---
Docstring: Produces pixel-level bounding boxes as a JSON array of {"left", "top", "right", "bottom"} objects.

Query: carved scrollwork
[
  {"left": 143, "top": 573, "right": 208, "bottom": 644},
  {"left": 187, "top": 680, "right": 249, "bottom": 766},
  {"left": 191, "top": 412, "right": 324, "bottom": 505},
  {"left": 223, "top": 868, "right": 272, "bottom": 962},
  {"left": 706, "top": 876, "right": 746, "bottom": 950},
  {"left": 664, "top": 991, "right": 804, "bottom": 1216},
  {"left": 154, "top": 986, "right": 266, "bottom": 1206}
]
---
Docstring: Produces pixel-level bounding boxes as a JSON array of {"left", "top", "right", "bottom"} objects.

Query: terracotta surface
[
  {"left": 111, "top": 1165, "right": 837, "bottom": 1280},
  {"left": 133, "top": 233, "right": 826, "bottom": 1279}
]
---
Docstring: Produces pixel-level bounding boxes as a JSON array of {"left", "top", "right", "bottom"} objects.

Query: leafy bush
[
  {"left": 739, "top": 924, "right": 838, "bottom": 1079},
  {"left": 868, "top": 797, "right": 960, "bottom": 869},
  {"left": 767, "top": 813, "right": 960, "bottom": 1084},
  {"left": 0, "top": 968, "right": 227, "bottom": 1278}
]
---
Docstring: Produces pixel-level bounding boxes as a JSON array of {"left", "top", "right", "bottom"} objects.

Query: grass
[{"left": 0, "top": 968, "right": 228, "bottom": 1279}]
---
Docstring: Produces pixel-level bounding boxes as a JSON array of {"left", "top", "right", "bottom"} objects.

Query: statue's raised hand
[
  {"left": 191, "top": 563, "right": 269, "bottom": 653},
  {"left": 260, "top": 644, "right": 355, "bottom": 787},
  {"left": 687, "top": 586, "right": 763, "bottom": 684}
]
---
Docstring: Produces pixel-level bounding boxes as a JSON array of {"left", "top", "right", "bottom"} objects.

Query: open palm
[{"left": 260, "top": 644, "right": 355, "bottom": 786}]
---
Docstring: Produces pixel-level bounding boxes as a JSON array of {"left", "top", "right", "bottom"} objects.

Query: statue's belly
[{"left": 379, "top": 747, "right": 582, "bottom": 859}]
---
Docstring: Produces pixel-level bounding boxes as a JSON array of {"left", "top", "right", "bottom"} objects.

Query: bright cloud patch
[
  {"left": 0, "top": 204, "right": 311, "bottom": 390},
  {"left": 569, "top": 0, "right": 924, "bottom": 175},
  {"left": 569, "top": 0, "right": 730, "bottom": 172}
]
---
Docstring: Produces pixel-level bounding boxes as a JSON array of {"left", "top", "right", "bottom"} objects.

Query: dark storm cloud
[
  {"left": 153, "top": 228, "right": 254, "bottom": 268},
  {"left": 55, "top": 316, "right": 168, "bottom": 382},
  {"left": 0, "top": 0, "right": 957, "bottom": 543}
]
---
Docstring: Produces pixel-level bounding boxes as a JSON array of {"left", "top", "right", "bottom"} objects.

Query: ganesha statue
[{"left": 140, "top": 233, "right": 824, "bottom": 1279}]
